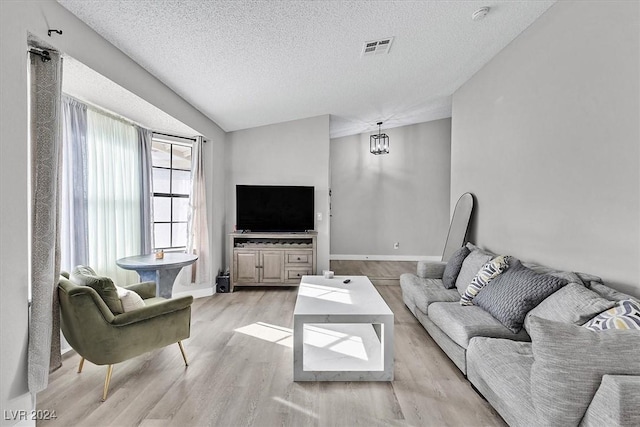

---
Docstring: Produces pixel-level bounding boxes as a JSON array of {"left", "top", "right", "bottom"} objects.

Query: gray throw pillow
[
  {"left": 523, "top": 283, "right": 616, "bottom": 333},
  {"left": 70, "top": 266, "right": 124, "bottom": 314},
  {"left": 442, "top": 246, "right": 470, "bottom": 289},
  {"left": 529, "top": 316, "right": 640, "bottom": 426},
  {"left": 454, "top": 249, "right": 493, "bottom": 295},
  {"left": 474, "top": 260, "right": 567, "bottom": 333}
]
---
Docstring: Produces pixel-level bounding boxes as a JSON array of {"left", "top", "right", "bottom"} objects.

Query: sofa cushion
[
  {"left": 583, "top": 299, "right": 640, "bottom": 331},
  {"left": 521, "top": 261, "right": 585, "bottom": 286},
  {"left": 581, "top": 375, "right": 640, "bottom": 427},
  {"left": 400, "top": 274, "right": 460, "bottom": 315},
  {"left": 589, "top": 281, "right": 635, "bottom": 302},
  {"left": 70, "top": 266, "right": 124, "bottom": 314},
  {"left": 466, "top": 337, "right": 536, "bottom": 426},
  {"left": 454, "top": 249, "right": 493, "bottom": 295},
  {"left": 442, "top": 246, "right": 470, "bottom": 289},
  {"left": 460, "top": 255, "right": 509, "bottom": 306},
  {"left": 529, "top": 316, "right": 640, "bottom": 427},
  {"left": 575, "top": 271, "right": 603, "bottom": 287},
  {"left": 474, "top": 260, "right": 568, "bottom": 333},
  {"left": 416, "top": 260, "right": 447, "bottom": 279},
  {"left": 428, "top": 302, "right": 530, "bottom": 349},
  {"left": 523, "top": 283, "right": 616, "bottom": 333}
]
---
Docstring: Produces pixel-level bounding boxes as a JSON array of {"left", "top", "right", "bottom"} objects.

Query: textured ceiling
[
  {"left": 58, "top": 0, "right": 556, "bottom": 138},
  {"left": 63, "top": 56, "right": 198, "bottom": 136}
]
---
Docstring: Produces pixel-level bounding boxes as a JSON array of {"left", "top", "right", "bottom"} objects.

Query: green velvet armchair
[{"left": 58, "top": 267, "right": 193, "bottom": 401}]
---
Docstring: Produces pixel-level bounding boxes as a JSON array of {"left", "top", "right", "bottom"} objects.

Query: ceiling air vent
[{"left": 361, "top": 37, "right": 394, "bottom": 57}]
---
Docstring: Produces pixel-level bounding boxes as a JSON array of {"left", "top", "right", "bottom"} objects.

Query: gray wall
[
  {"left": 225, "top": 115, "right": 331, "bottom": 272},
  {"left": 451, "top": 1, "right": 639, "bottom": 297},
  {"left": 0, "top": 1, "right": 226, "bottom": 423},
  {"left": 330, "top": 119, "right": 451, "bottom": 259}
]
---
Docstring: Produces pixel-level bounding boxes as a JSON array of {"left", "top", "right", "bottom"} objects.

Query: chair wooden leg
[
  {"left": 77, "top": 357, "right": 85, "bottom": 373},
  {"left": 178, "top": 341, "right": 188, "bottom": 366},
  {"left": 101, "top": 365, "right": 114, "bottom": 402}
]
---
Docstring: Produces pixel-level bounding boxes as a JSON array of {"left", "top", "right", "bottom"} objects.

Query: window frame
[{"left": 151, "top": 137, "right": 192, "bottom": 251}]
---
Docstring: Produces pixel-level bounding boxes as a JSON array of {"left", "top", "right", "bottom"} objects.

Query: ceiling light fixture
[
  {"left": 370, "top": 122, "right": 389, "bottom": 155},
  {"left": 472, "top": 7, "right": 490, "bottom": 21}
]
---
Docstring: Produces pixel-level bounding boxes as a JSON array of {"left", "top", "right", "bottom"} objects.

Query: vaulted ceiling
[{"left": 58, "top": 0, "right": 556, "bottom": 138}]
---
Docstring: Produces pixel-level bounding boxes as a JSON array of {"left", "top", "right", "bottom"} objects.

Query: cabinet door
[
  {"left": 260, "top": 251, "right": 284, "bottom": 283},
  {"left": 235, "top": 251, "right": 259, "bottom": 283}
]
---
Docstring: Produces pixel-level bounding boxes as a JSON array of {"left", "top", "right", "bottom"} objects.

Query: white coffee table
[{"left": 293, "top": 275, "right": 394, "bottom": 381}]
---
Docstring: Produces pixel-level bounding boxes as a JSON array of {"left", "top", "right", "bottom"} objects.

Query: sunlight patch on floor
[
  {"left": 304, "top": 324, "right": 369, "bottom": 361},
  {"left": 234, "top": 322, "right": 293, "bottom": 348},
  {"left": 272, "top": 396, "right": 318, "bottom": 419}
]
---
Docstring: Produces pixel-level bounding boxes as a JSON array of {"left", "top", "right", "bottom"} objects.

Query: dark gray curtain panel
[
  {"left": 137, "top": 126, "right": 153, "bottom": 254},
  {"left": 28, "top": 47, "right": 63, "bottom": 392}
]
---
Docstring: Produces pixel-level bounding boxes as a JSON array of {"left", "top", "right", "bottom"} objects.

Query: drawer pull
[{"left": 297, "top": 257, "right": 301, "bottom": 261}]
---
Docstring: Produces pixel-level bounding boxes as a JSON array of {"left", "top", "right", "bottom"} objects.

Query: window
[{"left": 151, "top": 138, "right": 192, "bottom": 250}]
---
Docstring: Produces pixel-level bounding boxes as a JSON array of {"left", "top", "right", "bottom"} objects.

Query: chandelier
[{"left": 370, "top": 122, "right": 389, "bottom": 155}]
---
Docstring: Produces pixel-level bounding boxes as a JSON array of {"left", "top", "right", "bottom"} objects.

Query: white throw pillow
[{"left": 115, "top": 286, "right": 146, "bottom": 312}]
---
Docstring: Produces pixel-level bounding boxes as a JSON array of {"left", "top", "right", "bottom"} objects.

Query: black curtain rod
[
  {"left": 153, "top": 131, "right": 201, "bottom": 142},
  {"left": 28, "top": 48, "right": 52, "bottom": 62}
]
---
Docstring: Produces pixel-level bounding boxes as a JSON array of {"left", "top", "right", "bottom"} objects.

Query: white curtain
[
  {"left": 60, "top": 97, "right": 88, "bottom": 272},
  {"left": 28, "top": 48, "right": 63, "bottom": 393},
  {"left": 178, "top": 136, "right": 211, "bottom": 286},
  {"left": 86, "top": 108, "right": 140, "bottom": 285}
]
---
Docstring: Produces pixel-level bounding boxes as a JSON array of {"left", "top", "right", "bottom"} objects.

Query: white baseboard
[
  {"left": 173, "top": 286, "right": 215, "bottom": 299},
  {"left": 330, "top": 254, "right": 441, "bottom": 262}
]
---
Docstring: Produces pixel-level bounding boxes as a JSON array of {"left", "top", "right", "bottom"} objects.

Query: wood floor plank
[
  {"left": 38, "top": 278, "right": 505, "bottom": 427},
  {"left": 330, "top": 260, "right": 418, "bottom": 286}
]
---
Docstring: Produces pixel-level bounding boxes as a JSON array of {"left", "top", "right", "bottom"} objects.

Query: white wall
[
  {"left": 226, "top": 115, "right": 331, "bottom": 272},
  {"left": 330, "top": 119, "right": 451, "bottom": 259},
  {"left": 0, "top": 1, "right": 226, "bottom": 423},
  {"left": 451, "top": 1, "right": 639, "bottom": 297}
]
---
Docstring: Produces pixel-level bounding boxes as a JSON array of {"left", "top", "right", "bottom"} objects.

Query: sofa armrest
[
  {"left": 123, "top": 281, "right": 157, "bottom": 299},
  {"left": 417, "top": 261, "right": 447, "bottom": 279},
  {"left": 580, "top": 375, "right": 640, "bottom": 427},
  {"left": 111, "top": 295, "right": 194, "bottom": 326}
]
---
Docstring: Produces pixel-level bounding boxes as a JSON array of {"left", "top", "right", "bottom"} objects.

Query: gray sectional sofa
[{"left": 400, "top": 243, "right": 640, "bottom": 427}]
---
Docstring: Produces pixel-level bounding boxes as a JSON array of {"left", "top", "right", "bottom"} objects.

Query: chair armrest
[
  {"left": 581, "top": 375, "right": 640, "bottom": 427},
  {"left": 111, "top": 296, "right": 194, "bottom": 326},
  {"left": 417, "top": 261, "right": 447, "bottom": 279},
  {"left": 123, "top": 281, "right": 157, "bottom": 299}
]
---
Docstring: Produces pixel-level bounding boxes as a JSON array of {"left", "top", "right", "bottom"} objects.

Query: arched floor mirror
[{"left": 442, "top": 192, "right": 474, "bottom": 262}]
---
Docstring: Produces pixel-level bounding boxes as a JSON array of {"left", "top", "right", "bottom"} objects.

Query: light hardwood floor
[{"left": 38, "top": 285, "right": 505, "bottom": 427}]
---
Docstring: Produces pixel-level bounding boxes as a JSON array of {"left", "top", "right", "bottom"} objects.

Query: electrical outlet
[{"left": 393, "top": 242, "right": 399, "bottom": 249}]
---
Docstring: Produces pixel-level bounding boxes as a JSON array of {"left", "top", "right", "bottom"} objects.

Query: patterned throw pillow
[
  {"left": 583, "top": 299, "right": 640, "bottom": 331},
  {"left": 442, "top": 246, "right": 471, "bottom": 289},
  {"left": 454, "top": 250, "right": 493, "bottom": 295},
  {"left": 460, "top": 255, "right": 509, "bottom": 306}
]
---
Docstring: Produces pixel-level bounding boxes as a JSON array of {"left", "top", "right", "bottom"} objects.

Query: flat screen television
[{"left": 236, "top": 185, "right": 314, "bottom": 232}]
